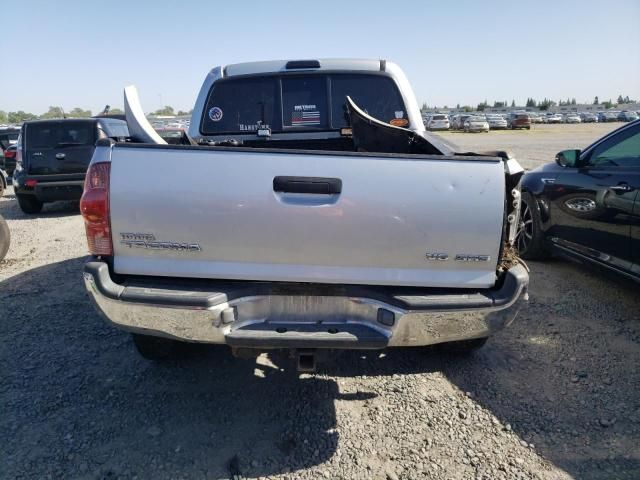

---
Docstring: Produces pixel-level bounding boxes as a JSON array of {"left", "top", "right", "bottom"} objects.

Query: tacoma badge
[{"left": 120, "top": 233, "right": 201, "bottom": 252}]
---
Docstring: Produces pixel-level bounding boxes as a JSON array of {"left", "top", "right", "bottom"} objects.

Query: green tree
[
  {"left": 617, "top": 95, "right": 624, "bottom": 105},
  {"left": 511, "top": 99, "right": 515, "bottom": 107},
  {"left": 571, "top": 98, "right": 576, "bottom": 105},
  {"left": 176, "top": 110, "right": 192, "bottom": 116},
  {"left": 526, "top": 98, "right": 537, "bottom": 108},
  {"left": 153, "top": 105, "right": 175, "bottom": 116},
  {"left": 8, "top": 111, "right": 38, "bottom": 123},
  {"left": 40, "top": 106, "right": 65, "bottom": 119},
  {"left": 476, "top": 100, "right": 488, "bottom": 112},
  {"left": 593, "top": 96, "right": 599, "bottom": 105},
  {"left": 69, "top": 107, "right": 92, "bottom": 118},
  {"left": 108, "top": 108, "right": 125, "bottom": 115},
  {"left": 493, "top": 101, "right": 506, "bottom": 108},
  {"left": 602, "top": 99, "right": 613, "bottom": 109},
  {"left": 0, "top": 110, "right": 7, "bottom": 124},
  {"left": 538, "top": 98, "right": 556, "bottom": 111}
]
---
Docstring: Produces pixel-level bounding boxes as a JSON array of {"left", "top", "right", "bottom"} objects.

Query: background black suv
[{"left": 13, "top": 118, "right": 128, "bottom": 213}]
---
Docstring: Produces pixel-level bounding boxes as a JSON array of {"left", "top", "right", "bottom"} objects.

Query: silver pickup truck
[{"left": 81, "top": 58, "right": 528, "bottom": 369}]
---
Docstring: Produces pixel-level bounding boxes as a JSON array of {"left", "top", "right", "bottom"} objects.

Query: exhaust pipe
[{"left": 297, "top": 349, "right": 317, "bottom": 373}]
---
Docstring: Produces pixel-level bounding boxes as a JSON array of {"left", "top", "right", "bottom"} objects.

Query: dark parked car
[
  {"left": 2, "top": 144, "right": 17, "bottom": 176},
  {"left": 508, "top": 112, "right": 531, "bottom": 130},
  {"left": 517, "top": 119, "right": 640, "bottom": 282},
  {"left": 598, "top": 111, "right": 619, "bottom": 122},
  {"left": 0, "top": 127, "right": 20, "bottom": 173},
  {"left": 618, "top": 111, "right": 639, "bottom": 122},
  {"left": 13, "top": 118, "right": 129, "bottom": 213}
]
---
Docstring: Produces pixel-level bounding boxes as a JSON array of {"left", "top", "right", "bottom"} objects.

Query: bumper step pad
[{"left": 225, "top": 322, "right": 388, "bottom": 349}]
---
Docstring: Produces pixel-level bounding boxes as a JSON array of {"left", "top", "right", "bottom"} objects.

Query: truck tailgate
[{"left": 109, "top": 145, "right": 505, "bottom": 288}]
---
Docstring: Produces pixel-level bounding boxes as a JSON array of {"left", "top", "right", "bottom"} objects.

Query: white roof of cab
[{"left": 223, "top": 58, "right": 385, "bottom": 77}]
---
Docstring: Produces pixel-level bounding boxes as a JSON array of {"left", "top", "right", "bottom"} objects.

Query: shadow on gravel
[
  {"left": 0, "top": 199, "right": 80, "bottom": 220},
  {"left": 437, "top": 261, "right": 640, "bottom": 480},
  {"left": 3, "top": 257, "right": 639, "bottom": 479},
  {"left": 0, "top": 257, "right": 375, "bottom": 479}
]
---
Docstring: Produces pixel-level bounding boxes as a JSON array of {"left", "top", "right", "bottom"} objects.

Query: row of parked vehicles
[
  {"left": 425, "top": 112, "right": 531, "bottom": 132},
  {"left": 423, "top": 110, "right": 640, "bottom": 132}
]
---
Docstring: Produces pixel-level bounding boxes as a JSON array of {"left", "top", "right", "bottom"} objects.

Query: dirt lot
[
  {"left": 1, "top": 124, "right": 639, "bottom": 480},
  {"left": 437, "top": 122, "right": 621, "bottom": 170}
]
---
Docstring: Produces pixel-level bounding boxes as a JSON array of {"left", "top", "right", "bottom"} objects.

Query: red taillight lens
[
  {"left": 5, "top": 149, "right": 16, "bottom": 159},
  {"left": 80, "top": 162, "right": 112, "bottom": 255}
]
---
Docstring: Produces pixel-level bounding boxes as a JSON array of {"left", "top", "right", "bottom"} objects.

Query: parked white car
[
  {"left": 563, "top": 113, "right": 582, "bottom": 124},
  {"left": 426, "top": 114, "right": 450, "bottom": 131},
  {"left": 486, "top": 114, "right": 508, "bottom": 129},
  {"left": 464, "top": 116, "right": 489, "bottom": 133},
  {"left": 546, "top": 113, "right": 563, "bottom": 124}
]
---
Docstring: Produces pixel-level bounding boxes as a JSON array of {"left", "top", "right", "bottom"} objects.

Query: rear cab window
[
  {"left": 26, "top": 121, "right": 96, "bottom": 149},
  {"left": 100, "top": 120, "right": 129, "bottom": 139},
  {"left": 0, "top": 131, "right": 20, "bottom": 151},
  {"left": 200, "top": 73, "right": 407, "bottom": 136}
]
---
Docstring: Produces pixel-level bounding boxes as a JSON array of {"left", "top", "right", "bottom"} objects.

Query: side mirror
[{"left": 556, "top": 149, "right": 581, "bottom": 168}]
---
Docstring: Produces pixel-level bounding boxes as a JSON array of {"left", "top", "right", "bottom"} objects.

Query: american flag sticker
[{"left": 291, "top": 110, "right": 321, "bottom": 126}]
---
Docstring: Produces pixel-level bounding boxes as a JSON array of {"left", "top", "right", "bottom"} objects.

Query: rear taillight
[
  {"left": 80, "top": 162, "right": 112, "bottom": 256},
  {"left": 5, "top": 149, "right": 16, "bottom": 159}
]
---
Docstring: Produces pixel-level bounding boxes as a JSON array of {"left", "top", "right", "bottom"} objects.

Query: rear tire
[
  {"left": 0, "top": 214, "right": 10, "bottom": 261},
  {"left": 517, "top": 192, "right": 549, "bottom": 260},
  {"left": 132, "top": 333, "right": 178, "bottom": 361},
  {"left": 17, "top": 194, "right": 43, "bottom": 214},
  {"left": 439, "top": 337, "right": 488, "bottom": 355}
]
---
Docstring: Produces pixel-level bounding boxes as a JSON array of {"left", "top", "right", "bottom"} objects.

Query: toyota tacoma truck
[{"left": 81, "top": 58, "right": 528, "bottom": 370}]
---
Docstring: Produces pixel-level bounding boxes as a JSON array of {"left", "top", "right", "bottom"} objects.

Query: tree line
[
  {"left": 0, "top": 105, "right": 192, "bottom": 124},
  {"left": 422, "top": 94, "right": 636, "bottom": 112}
]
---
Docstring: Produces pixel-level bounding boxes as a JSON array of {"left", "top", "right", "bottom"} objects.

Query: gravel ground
[
  {"left": 1, "top": 124, "right": 639, "bottom": 479},
  {"left": 435, "top": 123, "right": 621, "bottom": 170}
]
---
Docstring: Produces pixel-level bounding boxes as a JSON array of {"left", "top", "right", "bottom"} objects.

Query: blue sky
[{"left": 2, "top": 0, "right": 639, "bottom": 114}]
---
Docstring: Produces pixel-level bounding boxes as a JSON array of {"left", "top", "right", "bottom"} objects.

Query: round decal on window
[{"left": 208, "top": 106, "right": 223, "bottom": 122}]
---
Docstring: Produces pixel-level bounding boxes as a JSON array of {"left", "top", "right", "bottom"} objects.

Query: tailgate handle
[{"left": 273, "top": 176, "right": 342, "bottom": 195}]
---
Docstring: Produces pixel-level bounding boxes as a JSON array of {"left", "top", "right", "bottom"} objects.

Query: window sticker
[
  {"left": 291, "top": 104, "right": 320, "bottom": 126},
  {"left": 394, "top": 110, "right": 404, "bottom": 119},
  {"left": 208, "top": 107, "right": 223, "bottom": 122},
  {"left": 239, "top": 122, "right": 270, "bottom": 132}
]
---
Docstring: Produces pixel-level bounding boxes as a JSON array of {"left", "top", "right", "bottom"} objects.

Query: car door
[
  {"left": 632, "top": 185, "right": 640, "bottom": 277},
  {"left": 549, "top": 122, "right": 640, "bottom": 273}
]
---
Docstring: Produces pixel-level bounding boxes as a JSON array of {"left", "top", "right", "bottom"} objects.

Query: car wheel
[
  {"left": 0, "top": 181, "right": 5, "bottom": 198},
  {"left": 516, "top": 192, "right": 549, "bottom": 260},
  {"left": 438, "top": 337, "right": 488, "bottom": 355},
  {"left": 0, "top": 213, "right": 10, "bottom": 261},
  {"left": 132, "top": 333, "right": 179, "bottom": 361},
  {"left": 16, "top": 194, "right": 43, "bottom": 214}
]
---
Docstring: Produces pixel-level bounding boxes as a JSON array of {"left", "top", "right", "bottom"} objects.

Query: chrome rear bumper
[{"left": 83, "top": 261, "right": 528, "bottom": 349}]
